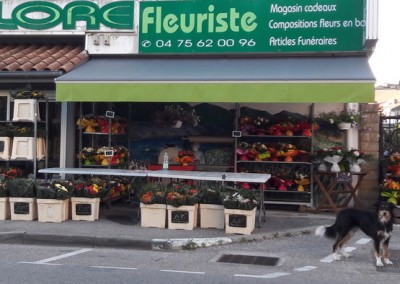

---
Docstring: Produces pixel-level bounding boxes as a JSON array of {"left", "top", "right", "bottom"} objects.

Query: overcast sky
[{"left": 369, "top": 0, "right": 400, "bottom": 86}]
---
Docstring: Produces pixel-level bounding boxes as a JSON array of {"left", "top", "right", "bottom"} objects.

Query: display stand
[{"left": 313, "top": 171, "right": 367, "bottom": 213}]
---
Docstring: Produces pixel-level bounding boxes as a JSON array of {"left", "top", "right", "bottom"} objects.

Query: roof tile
[{"left": 0, "top": 44, "right": 88, "bottom": 72}]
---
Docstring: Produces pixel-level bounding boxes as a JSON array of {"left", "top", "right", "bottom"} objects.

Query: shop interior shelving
[
  {"left": 0, "top": 98, "right": 48, "bottom": 182},
  {"left": 233, "top": 104, "right": 314, "bottom": 208}
]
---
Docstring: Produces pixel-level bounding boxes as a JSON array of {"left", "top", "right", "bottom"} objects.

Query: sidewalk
[{"left": 0, "top": 201, "right": 340, "bottom": 250}]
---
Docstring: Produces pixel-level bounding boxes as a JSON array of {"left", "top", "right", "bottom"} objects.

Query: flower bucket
[
  {"left": 337, "top": 122, "right": 351, "bottom": 130},
  {"left": 324, "top": 155, "right": 342, "bottom": 172},
  {"left": 12, "top": 99, "right": 40, "bottom": 122},
  {"left": 349, "top": 163, "right": 362, "bottom": 173},
  {"left": 140, "top": 203, "right": 167, "bottom": 228},
  {"left": 224, "top": 207, "right": 256, "bottom": 235}
]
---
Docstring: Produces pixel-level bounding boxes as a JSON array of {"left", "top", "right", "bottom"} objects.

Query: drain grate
[
  {"left": 377, "top": 249, "right": 400, "bottom": 274},
  {"left": 216, "top": 253, "right": 280, "bottom": 266}
]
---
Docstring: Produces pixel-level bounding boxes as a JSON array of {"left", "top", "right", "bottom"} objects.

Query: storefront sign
[
  {"left": 0, "top": 1, "right": 134, "bottom": 31},
  {"left": 139, "top": 0, "right": 365, "bottom": 54}
]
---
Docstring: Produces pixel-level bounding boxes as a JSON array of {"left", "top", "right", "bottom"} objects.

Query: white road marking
[
  {"left": 294, "top": 266, "right": 317, "bottom": 272},
  {"left": 356, "top": 238, "right": 371, "bottom": 245},
  {"left": 320, "top": 254, "right": 336, "bottom": 263},
  {"left": 26, "top": 248, "right": 93, "bottom": 264},
  {"left": 161, "top": 270, "right": 205, "bottom": 275},
  {"left": 19, "top": 262, "right": 61, "bottom": 266},
  {"left": 235, "top": 272, "right": 291, "bottom": 279},
  {"left": 91, "top": 266, "right": 138, "bottom": 270},
  {"left": 344, "top": 246, "right": 357, "bottom": 252}
]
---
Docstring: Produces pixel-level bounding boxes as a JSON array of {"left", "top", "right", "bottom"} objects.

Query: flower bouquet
[
  {"left": 10, "top": 89, "right": 45, "bottom": 99},
  {"left": 140, "top": 182, "right": 167, "bottom": 204},
  {"left": 199, "top": 183, "right": 223, "bottom": 205},
  {"left": 345, "top": 148, "right": 373, "bottom": 172},
  {"left": 84, "top": 180, "right": 109, "bottom": 198},
  {"left": 108, "top": 179, "right": 130, "bottom": 199},
  {"left": 79, "top": 147, "right": 97, "bottom": 165},
  {"left": 175, "top": 150, "right": 195, "bottom": 166},
  {"left": 386, "top": 152, "right": 400, "bottom": 175},
  {"left": 166, "top": 181, "right": 200, "bottom": 207},
  {"left": 6, "top": 178, "right": 36, "bottom": 198},
  {"left": 380, "top": 178, "right": 400, "bottom": 205},
  {"left": 76, "top": 114, "right": 99, "bottom": 133},
  {"left": 36, "top": 180, "right": 74, "bottom": 200},
  {"left": 294, "top": 171, "right": 310, "bottom": 192},
  {"left": 0, "top": 179, "right": 8, "bottom": 197},
  {"left": 222, "top": 188, "right": 258, "bottom": 210}
]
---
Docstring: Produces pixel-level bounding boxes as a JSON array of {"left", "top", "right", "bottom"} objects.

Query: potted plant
[
  {"left": 344, "top": 148, "right": 373, "bottom": 173},
  {"left": 166, "top": 181, "right": 201, "bottom": 230},
  {"left": 316, "top": 109, "right": 362, "bottom": 131},
  {"left": 139, "top": 182, "right": 168, "bottom": 228},
  {"left": 222, "top": 188, "right": 259, "bottom": 235},
  {"left": 71, "top": 178, "right": 108, "bottom": 221},
  {"left": 6, "top": 177, "right": 37, "bottom": 220},
  {"left": 36, "top": 180, "right": 74, "bottom": 222}
]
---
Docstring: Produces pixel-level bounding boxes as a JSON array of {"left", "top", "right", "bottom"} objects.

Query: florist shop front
[{"left": 1, "top": 0, "right": 379, "bottom": 222}]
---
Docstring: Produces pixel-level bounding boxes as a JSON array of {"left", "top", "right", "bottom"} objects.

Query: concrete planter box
[
  {"left": 199, "top": 204, "right": 224, "bottom": 229},
  {"left": 0, "top": 137, "right": 12, "bottom": 160},
  {"left": 37, "top": 198, "right": 70, "bottom": 223},
  {"left": 140, "top": 203, "right": 167, "bottom": 228},
  {"left": 167, "top": 204, "right": 197, "bottom": 230},
  {"left": 9, "top": 197, "right": 37, "bottom": 221},
  {"left": 12, "top": 99, "right": 40, "bottom": 122},
  {"left": 224, "top": 207, "right": 256, "bottom": 235},
  {"left": 71, "top": 197, "right": 100, "bottom": 221},
  {"left": 0, "top": 197, "right": 11, "bottom": 220}
]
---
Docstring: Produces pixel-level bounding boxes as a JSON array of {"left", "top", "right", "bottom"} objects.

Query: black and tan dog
[{"left": 315, "top": 202, "right": 395, "bottom": 266}]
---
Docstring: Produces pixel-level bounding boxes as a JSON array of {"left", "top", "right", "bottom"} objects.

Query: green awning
[{"left": 55, "top": 57, "right": 375, "bottom": 103}]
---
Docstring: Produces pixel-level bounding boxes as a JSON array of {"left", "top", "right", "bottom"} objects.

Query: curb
[{"left": 0, "top": 225, "right": 321, "bottom": 251}]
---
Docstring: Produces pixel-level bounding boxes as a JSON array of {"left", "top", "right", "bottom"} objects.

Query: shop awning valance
[{"left": 55, "top": 57, "right": 375, "bottom": 103}]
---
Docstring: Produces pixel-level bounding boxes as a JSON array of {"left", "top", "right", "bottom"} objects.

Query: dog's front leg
[
  {"left": 383, "top": 239, "right": 393, "bottom": 265},
  {"left": 374, "top": 239, "right": 384, "bottom": 267}
]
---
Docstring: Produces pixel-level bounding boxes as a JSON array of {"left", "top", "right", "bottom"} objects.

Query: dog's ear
[{"left": 388, "top": 202, "right": 396, "bottom": 210}]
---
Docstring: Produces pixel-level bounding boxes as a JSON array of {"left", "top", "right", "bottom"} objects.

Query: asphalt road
[{"left": 1, "top": 229, "right": 399, "bottom": 284}]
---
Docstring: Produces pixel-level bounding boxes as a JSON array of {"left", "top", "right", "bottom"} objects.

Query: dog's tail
[{"left": 315, "top": 225, "right": 337, "bottom": 239}]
